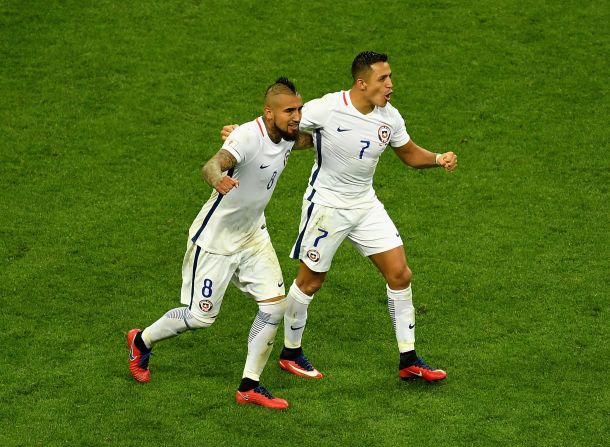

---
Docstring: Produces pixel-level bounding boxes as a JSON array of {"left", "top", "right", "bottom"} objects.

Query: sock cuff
[
  {"left": 256, "top": 298, "right": 287, "bottom": 320},
  {"left": 140, "top": 329, "right": 153, "bottom": 349},
  {"left": 386, "top": 284, "right": 412, "bottom": 301},
  {"left": 289, "top": 281, "right": 314, "bottom": 305}
]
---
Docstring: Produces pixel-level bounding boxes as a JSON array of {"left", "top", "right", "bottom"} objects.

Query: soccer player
[
  {"left": 222, "top": 51, "right": 457, "bottom": 382},
  {"left": 127, "top": 78, "right": 304, "bottom": 409}
]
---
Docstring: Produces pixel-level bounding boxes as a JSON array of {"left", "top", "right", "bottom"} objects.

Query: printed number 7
[
  {"left": 314, "top": 228, "right": 328, "bottom": 247},
  {"left": 359, "top": 140, "right": 371, "bottom": 159}
]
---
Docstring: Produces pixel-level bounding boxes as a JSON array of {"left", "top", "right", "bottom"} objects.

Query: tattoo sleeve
[
  {"left": 202, "top": 149, "right": 238, "bottom": 188},
  {"left": 293, "top": 132, "right": 314, "bottom": 150}
]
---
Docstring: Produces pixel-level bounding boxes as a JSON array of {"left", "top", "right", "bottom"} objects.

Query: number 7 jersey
[
  {"left": 300, "top": 90, "right": 410, "bottom": 208},
  {"left": 188, "top": 117, "right": 293, "bottom": 255}
]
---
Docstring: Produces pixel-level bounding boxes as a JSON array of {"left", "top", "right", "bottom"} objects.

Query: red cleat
[
  {"left": 235, "top": 386, "right": 289, "bottom": 409},
  {"left": 279, "top": 353, "right": 323, "bottom": 379},
  {"left": 127, "top": 328, "right": 151, "bottom": 383},
  {"left": 399, "top": 357, "right": 446, "bottom": 382}
]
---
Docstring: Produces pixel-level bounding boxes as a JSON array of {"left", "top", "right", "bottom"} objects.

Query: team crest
[
  {"left": 378, "top": 125, "right": 391, "bottom": 144},
  {"left": 306, "top": 249, "right": 320, "bottom": 263},
  {"left": 199, "top": 300, "right": 213, "bottom": 312}
]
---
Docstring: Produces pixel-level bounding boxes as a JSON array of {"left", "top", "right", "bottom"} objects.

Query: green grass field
[{"left": 1, "top": 1, "right": 608, "bottom": 445}]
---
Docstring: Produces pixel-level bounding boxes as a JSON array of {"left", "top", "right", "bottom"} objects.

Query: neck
[
  {"left": 349, "top": 88, "right": 375, "bottom": 115},
  {"left": 262, "top": 117, "right": 281, "bottom": 143}
]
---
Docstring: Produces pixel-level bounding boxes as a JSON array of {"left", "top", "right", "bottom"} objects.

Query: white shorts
[
  {"left": 290, "top": 199, "right": 403, "bottom": 272},
  {"left": 180, "top": 238, "right": 286, "bottom": 321}
]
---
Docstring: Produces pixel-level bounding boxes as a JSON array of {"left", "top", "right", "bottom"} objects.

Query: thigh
[
  {"left": 290, "top": 201, "right": 354, "bottom": 273},
  {"left": 347, "top": 201, "right": 403, "bottom": 257},
  {"left": 180, "top": 243, "right": 236, "bottom": 319},
  {"left": 232, "top": 239, "right": 286, "bottom": 301}
]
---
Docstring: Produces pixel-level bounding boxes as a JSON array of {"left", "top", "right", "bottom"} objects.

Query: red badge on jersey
[
  {"left": 306, "top": 249, "right": 320, "bottom": 263},
  {"left": 199, "top": 300, "right": 213, "bottom": 312},
  {"left": 378, "top": 125, "right": 391, "bottom": 144}
]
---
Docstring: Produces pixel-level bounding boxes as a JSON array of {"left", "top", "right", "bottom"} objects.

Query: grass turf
[{"left": 1, "top": 0, "right": 608, "bottom": 446}]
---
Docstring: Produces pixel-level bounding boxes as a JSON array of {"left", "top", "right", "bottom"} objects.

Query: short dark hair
[
  {"left": 351, "top": 51, "right": 388, "bottom": 81},
  {"left": 265, "top": 77, "right": 297, "bottom": 97}
]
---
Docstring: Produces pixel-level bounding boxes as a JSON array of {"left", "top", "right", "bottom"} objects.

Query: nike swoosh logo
[
  {"left": 267, "top": 341, "right": 274, "bottom": 346},
  {"left": 409, "top": 324, "right": 415, "bottom": 329},
  {"left": 286, "top": 362, "right": 319, "bottom": 378},
  {"left": 337, "top": 127, "right": 351, "bottom": 132},
  {"left": 278, "top": 281, "right": 284, "bottom": 287},
  {"left": 290, "top": 325, "right": 305, "bottom": 331},
  {"left": 260, "top": 164, "right": 271, "bottom": 169},
  {"left": 129, "top": 344, "right": 137, "bottom": 360},
  {"left": 238, "top": 391, "right": 249, "bottom": 400},
  {"left": 410, "top": 370, "right": 423, "bottom": 377}
]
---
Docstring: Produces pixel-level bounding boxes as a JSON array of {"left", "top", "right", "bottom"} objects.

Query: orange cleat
[
  {"left": 399, "top": 357, "right": 446, "bottom": 382},
  {"left": 235, "top": 386, "right": 289, "bottom": 409},
  {"left": 279, "top": 353, "right": 323, "bottom": 379},
  {"left": 127, "top": 328, "right": 151, "bottom": 383}
]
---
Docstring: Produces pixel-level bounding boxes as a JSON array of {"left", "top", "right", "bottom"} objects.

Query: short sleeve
[
  {"left": 390, "top": 109, "right": 411, "bottom": 148},
  {"left": 221, "top": 124, "right": 257, "bottom": 164},
  {"left": 299, "top": 95, "right": 334, "bottom": 134}
]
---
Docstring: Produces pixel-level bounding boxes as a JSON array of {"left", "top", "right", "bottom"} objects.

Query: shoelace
[
  {"left": 138, "top": 351, "right": 153, "bottom": 369},
  {"left": 413, "top": 357, "right": 432, "bottom": 371},
  {"left": 295, "top": 354, "right": 314, "bottom": 371},
  {"left": 254, "top": 386, "right": 274, "bottom": 399}
]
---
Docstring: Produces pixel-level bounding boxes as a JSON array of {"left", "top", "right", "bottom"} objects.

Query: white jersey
[
  {"left": 300, "top": 90, "right": 410, "bottom": 208},
  {"left": 188, "top": 117, "right": 293, "bottom": 255}
]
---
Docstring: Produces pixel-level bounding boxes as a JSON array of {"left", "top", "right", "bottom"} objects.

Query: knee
[
  {"left": 258, "top": 297, "right": 287, "bottom": 323},
  {"left": 386, "top": 266, "right": 412, "bottom": 290},
  {"left": 186, "top": 308, "right": 217, "bottom": 329},
  {"left": 295, "top": 276, "right": 324, "bottom": 296}
]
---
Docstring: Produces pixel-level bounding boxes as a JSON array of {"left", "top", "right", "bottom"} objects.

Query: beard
[{"left": 278, "top": 127, "right": 299, "bottom": 141}]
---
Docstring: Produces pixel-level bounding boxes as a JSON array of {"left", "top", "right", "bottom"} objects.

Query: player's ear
[
  {"left": 355, "top": 78, "right": 367, "bottom": 91},
  {"left": 263, "top": 105, "right": 273, "bottom": 120}
]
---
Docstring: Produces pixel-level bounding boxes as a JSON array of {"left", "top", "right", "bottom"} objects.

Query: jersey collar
[
  {"left": 342, "top": 90, "right": 379, "bottom": 116},
  {"left": 255, "top": 116, "right": 267, "bottom": 138}
]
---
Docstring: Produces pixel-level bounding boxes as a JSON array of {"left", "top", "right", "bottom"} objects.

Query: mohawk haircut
[
  {"left": 351, "top": 51, "right": 389, "bottom": 81},
  {"left": 264, "top": 77, "right": 298, "bottom": 101}
]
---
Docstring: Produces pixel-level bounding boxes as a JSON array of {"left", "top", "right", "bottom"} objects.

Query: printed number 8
[
  {"left": 202, "top": 278, "right": 213, "bottom": 298},
  {"left": 267, "top": 171, "right": 278, "bottom": 190}
]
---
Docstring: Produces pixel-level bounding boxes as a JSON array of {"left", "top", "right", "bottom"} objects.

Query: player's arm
[
  {"left": 392, "top": 139, "right": 457, "bottom": 171},
  {"left": 202, "top": 148, "right": 240, "bottom": 195},
  {"left": 293, "top": 132, "right": 313, "bottom": 150},
  {"left": 221, "top": 123, "right": 313, "bottom": 150}
]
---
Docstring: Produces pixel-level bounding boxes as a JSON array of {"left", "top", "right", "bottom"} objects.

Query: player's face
[
  {"left": 363, "top": 61, "right": 393, "bottom": 108},
  {"left": 269, "top": 94, "right": 303, "bottom": 141}
]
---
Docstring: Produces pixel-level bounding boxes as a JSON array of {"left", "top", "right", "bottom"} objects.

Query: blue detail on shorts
[
  {"left": 191, "top": 168, "right": 235, "bottom": 243},
  {"left": 306, "top": 188, "right": 316, "bottom": 201},
  {"left": 291, "top": 201, "right": 315, "bottom": 259},
  {"left": 313, "top": 228, "right": 328, "bottom": 247},
  {"left": 188, "top": 245, "right": 202, "bottom": 310},
  {"left": 308, "top": 130, "right": 322, "bottom": 187}
]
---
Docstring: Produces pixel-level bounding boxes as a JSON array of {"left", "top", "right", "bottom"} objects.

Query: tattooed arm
[
  {"left": 202, "top": 148, "right": 239, "bottom": 195},
  {"left": 221, "top": 124, "right": 313, "bottom": 151},
  {"left": 293, "top": 132, "right": 313, "bottom": 150}
]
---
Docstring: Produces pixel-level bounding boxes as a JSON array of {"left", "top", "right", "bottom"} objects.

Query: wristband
[{"left": 435, "top": 153, "right": 442, "bottom": 166}]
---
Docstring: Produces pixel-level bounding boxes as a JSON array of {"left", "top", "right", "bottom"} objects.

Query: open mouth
[{"left": 384, "top": 91, "right": 393, "bottom": 101}]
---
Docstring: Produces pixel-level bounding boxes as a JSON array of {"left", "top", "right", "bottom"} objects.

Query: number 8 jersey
[
  {"left": 300, "top": 91, "right": 410, "bottom": 209},
  {"left": 188, "top": 117, "right": 293, "bottom": 255}
]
